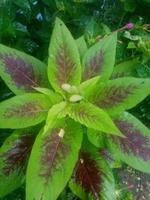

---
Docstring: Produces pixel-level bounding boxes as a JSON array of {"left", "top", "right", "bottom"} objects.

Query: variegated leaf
[
  {"left": 67, "top": 101, "right": 122, "bottom": 136},
  {"left": 0, "top": 44, "right": 49, "bottom": 94},
  {"left": 0, "top": 93, "right": 51, "bottom": 129},
  {"left": 48, "top": 18, "right": 81, "bottom": 93},
  {"left": 82, "top": 32, "right": 117, "bottom": 81},
  {"left": 70, "top": 140, "right": 116, "bottom": 200},
  {"left": 108, "top": 112, "right": 150, "bottom": 173},
  {"left": 91, "top": 77, "right": 150, "bottom": 116},
  {"left": 26, "top": 119, "right": 82, "bottom": 200},
  {"left": 0, "top": 128, "right": 36, "bottom": 197}
]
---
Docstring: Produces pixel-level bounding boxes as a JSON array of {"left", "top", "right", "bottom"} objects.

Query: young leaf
[
  {"left": 87, "top": 129, "right": 105, "bottom": 148},
  {"left": 48, "top": 18, "right": 81, "bottom": 93},
  {"left": 82, "top": 32, "right": 117, "bottom": 81},
  {"left": 33, "top": 87, "right": 62, "bottom": 105},
  {"left": 111, "top": 58, "right": 139, "bottom": 79},
  {"left": 0, "top": 128, "right": 36, "bottom": 197},
  {"left": 76, "top": 36, "right": 88, "bottom": 60},
  {"left": 79, "top": 76, "right": 100, "bottom": 100},
  {"left": 0, "top": 93, "right": 51, "bottom": 129},
  {"left": 107, "top": 112, "right": 150, "bottom": 173},
  {"left": 0, "top": 44, "right": 49, "bottom": 95},
  {"left": 43, "top": 101, "right": 67, "bottom": 135},
  {"left": 67, "top": 101, "right": 122, "bottom": 136},
  {"left": 26, "top": 119, "right": 82, "bottom": 200},
  {"left": 91, "top": 77, "right": 150, "bottom": 116},
  {"left": 70, "top": 140, "right": 116, "bottom": 200}
]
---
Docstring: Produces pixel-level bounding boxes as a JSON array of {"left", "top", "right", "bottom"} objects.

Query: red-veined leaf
[
  {"left": 0, "top": 93, "right": 51, "bottom": 129},
  {"left": 67, "top": 101, "right": 122, "bottom": 136},
  {"left": 0, "top": 44, "right": 49, "bottom": 94},
  {"left": 70, "top": 140, "right": 116, "bottom": 200},
  {"left": 91, "top": 77, "right": 150, "bottom": 116},
  {"left": 107, "top": 112, "right": 150, "bottom": 173},
  {"left": 82, "top": 32, "right": 117, "bottom": 81},
  {"left": 26, "top": 119, "right": 82, "bottom": 200},
  {"left": 48, "top": 18, "right": 81, "bottom": 93},
  {"left": 0, "top": 128, "right": 36, "bottom": 197}
]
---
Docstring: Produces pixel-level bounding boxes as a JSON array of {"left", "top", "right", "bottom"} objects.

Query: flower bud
[
  {"left": 69, "top": 95, "right": 83, "bottom": 102},
  {"left": 125, "top": 23, "right": 134, "bottom": 30}
]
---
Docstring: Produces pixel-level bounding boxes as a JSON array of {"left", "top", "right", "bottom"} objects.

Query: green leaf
[
  {"left": 111, "top": 58, "right": 140, "bottom": 79},
  {"left": 70, "top": 139, "right": 116, "bottom": 200},
  {"left": 0, "top": 128, "right": 36, "bottom": 197},
  {"left": 123, "top": 0, "right": 136, "bottom": 12},
  {"left": 79, "top": 76, "right": 100, "bottom": 100},
  {"left": 91, "top": 77, "right": 150, "bottom": 116},
  {"left": 82, "top": 32, "right": 117, "bottom": 81},
  {"left": 43, "top": 101, "right": 67, "bottom": 134},
  {"left": 33, "top": 87, "right": 62, "bottom": 105},
  {"left": 67, "top": 101, "right": 122, "bottom": 136},
  {"left": 48, "top": 18, "right": 81, "bottom": 93},
  {"left": 107, "top": 112, "right": 150, "bottom": 173},
  {"left": 0, "top": 93, "right": 51, "bottom": 129},
  {"left": 76, "top": 36, "right": 88, "bottom": 60},
  {"left": 87, "top": 129, "right": 105, "bottom": 148},
  {"left": 0, "top": 44, "right": 49, "bottom": 94},
  {"left": 26, "top": 119, "right": 82, "bottom": 200}
]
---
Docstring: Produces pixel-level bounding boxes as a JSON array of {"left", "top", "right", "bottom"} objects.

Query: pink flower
[{"left": 125, "top": 23, "right": 134, "bottom": 29}]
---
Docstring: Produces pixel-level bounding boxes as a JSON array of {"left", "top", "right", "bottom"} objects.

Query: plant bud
[
  {"left": 58, "top": 129, "right": 65, "bottom": 138},
  {"left": 69, "top": 95, "right": 83, "bottom": 102},
  {"left": 61, "top": 83, "right": 71, "bottom": 92}
]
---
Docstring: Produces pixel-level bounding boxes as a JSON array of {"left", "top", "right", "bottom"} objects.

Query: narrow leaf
[
  {"left": 0, "top": 128, "right": 36, "bottom": 197},
  {"left": 0, "top": 44, "right": 49, "bottom": 94},
  {"left": 82, "top": 32, "right": 117, "bottom": 81},
  {"left": 48, "top": 18, "right": 81, "bottom": 93},
  {"left": 67, "top": 101, "right": 122, "bottom": 136},
  {"left": 108, "top": 112, "right": 150, "bottom": 173},
  {"left": 0, "top": 93, "right": 51, "bottom": 129},
  {"left": 26, "top": 119, "right": 83, "bottom": 200}
]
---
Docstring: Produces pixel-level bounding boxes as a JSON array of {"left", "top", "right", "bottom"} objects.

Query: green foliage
[{"left": 0, "top": 18, "right": 150, "bottom": 200}]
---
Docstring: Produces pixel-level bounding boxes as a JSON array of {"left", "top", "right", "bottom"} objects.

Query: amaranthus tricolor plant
[{"left": 0, "top": 18, "right": 150, "bottom": 200}]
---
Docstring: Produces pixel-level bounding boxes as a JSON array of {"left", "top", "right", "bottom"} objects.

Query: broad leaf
[
  {"left": 82, "top": 32, "right": 117, "bottom": 81},
  {"left": 0, "top": 93, "right": 51, "bottom": 129},
  {"left": 91, "top": 77, "right": 150, "bottom": 115},
  {"left": 26, "top": 119, "right": 82, "bottom": 200},
  {"left": 76, "top": 36, "right": 88, "bottom": 60},
  {"left": 67, "top": 101, "right": 122, "bottom": 136},
  {"left": 111, "top": 58, "right": 139, "bottom": 79},
  {"left": 48, "top": 18, "right": 81, "bottom": 93},
  {"left": 0, "top": 128, "right": 36, "bottom": 197},
  {"left": 0, "top": 44, "right": 49, "bottom": 94},
  {"left": 70, "top": 140, "right": 116, "bottom": 200},
  {"left": 107, "top": 112, "right": 150, "bottom": 173}
]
